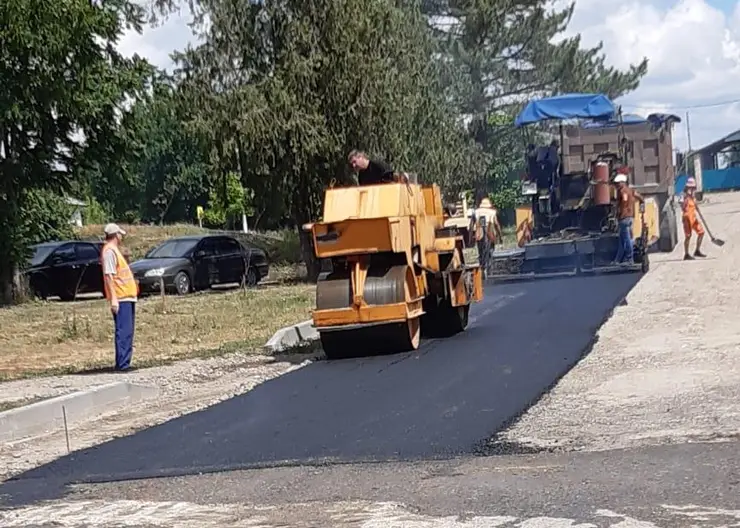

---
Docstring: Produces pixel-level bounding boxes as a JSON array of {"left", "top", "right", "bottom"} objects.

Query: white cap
[
  {"left": 614, "top": 174, "right": 628, "bottom": 183},
  {"left": 103, "top": 223, "right": 126, "bottom": 236}
]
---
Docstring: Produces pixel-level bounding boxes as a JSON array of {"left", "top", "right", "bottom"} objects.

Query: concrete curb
[
  {"left": 0, "top": 382, "right": 159, "bottom": 444},
  {"left": 264, "top": 319, "right": 319, "bottom": 353}
]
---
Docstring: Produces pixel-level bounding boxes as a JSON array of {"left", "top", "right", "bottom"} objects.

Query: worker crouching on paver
[
  {"left": 101, "top": 223, "right": 138, "bottom": 372},
  {"left": 612, "top": 171, "right": 644, "bottom": 265},
  {"left": 679, "top": 177, "right": 706, "bottom": 260}
]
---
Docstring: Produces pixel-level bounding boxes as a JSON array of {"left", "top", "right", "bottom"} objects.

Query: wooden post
[{"left": 159, "top": 277, "right": 166, "bottom": 312}]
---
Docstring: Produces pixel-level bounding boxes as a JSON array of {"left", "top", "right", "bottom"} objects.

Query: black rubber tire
[
  {"left": 174, "top": 271, "right": 191, "bottom": 295},
  {"left": 32, "top": 277, "right": 50, "bottom": 301},
  {"left": 641, "top": 252, "right": 650, "bottom": 273},
  {"left": 58, "top": 288, "right": 76, "bottom": 302},
  {"left": 422, "top": 297, "right": 470, "bottom": 338},
  {"left": 245, "top": 268, "right": 259, "bottom": 287}
]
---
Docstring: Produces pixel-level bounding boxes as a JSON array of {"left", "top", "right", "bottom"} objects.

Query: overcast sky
[{"left": 118, "top": 0, "right": 740, "bottom": 152}]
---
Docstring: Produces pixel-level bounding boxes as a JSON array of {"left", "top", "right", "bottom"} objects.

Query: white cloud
[
  {"left": 118, "top": 0, "right": 740, "bottom": 150},
  {"left": 117, "top": 9, "right": 195, "bottom": 71},
  {"left": 559, "top": 0, "right": 740, "bottom": 150}
]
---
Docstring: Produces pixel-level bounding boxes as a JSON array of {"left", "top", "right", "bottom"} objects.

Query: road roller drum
[{"left": 303, "top": 181, "right": 484, "bottom": 359}]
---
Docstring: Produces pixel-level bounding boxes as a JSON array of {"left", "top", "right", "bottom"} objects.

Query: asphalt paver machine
[{"left": 489, "top": 93, "right": 654, "bottom": 281}]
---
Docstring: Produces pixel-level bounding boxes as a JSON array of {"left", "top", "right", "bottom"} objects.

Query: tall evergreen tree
[
  {"left": 423, "top": 0, "right": 649, "bottom": 195},
  {"left": 168, "top": 0, "right": 483, "bottom": 278}
]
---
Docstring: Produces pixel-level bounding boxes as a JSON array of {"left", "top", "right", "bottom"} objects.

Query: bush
[
  {"left": 268, "top": 229, "right": 302, "bottom": 264},
  {"left": 82, "top": 197, "right": 109, "bottom": 225},
  {"left": 19, "top": 189, "right": 75, "bottom": 246}
]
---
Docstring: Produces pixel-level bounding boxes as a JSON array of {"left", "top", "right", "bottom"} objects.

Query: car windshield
[
  {"left": 147, "top": 239, "right": 199, "bottom": 259},
  {"left": 29, "top": 244, "right": 58, "bottom": 266}
]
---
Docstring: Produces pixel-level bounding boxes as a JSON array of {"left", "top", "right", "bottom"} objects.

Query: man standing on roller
[{"left": 348, "top": 150, "right": 408, "bottom": 185}]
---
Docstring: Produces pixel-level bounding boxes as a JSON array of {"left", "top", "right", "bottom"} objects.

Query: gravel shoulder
[
  {"left": 0, "top": 350, "right": 317, "bottom": 480},
  {"left": 498, "top": 191, "right": 740, "bottom": 452}
]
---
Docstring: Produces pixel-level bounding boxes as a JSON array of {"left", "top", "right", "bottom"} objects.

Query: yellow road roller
[{"left": 303, "top": 179, "right": 484, "bottom": 359}]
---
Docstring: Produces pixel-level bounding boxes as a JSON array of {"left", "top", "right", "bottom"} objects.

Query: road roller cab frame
[
  {"left": 303, "top": 179, "right": 484, "bottom": 360},
  {"left": 489, "top": 93, "right": 652, "bottom": 281}
]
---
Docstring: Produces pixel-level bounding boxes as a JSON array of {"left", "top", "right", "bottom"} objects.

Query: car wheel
[
  {"left": 174, "top": 271, "right": 191, "bottom": 295},
  {"left": 58, "top": 288, "right": 76, "bottom": 302},
  {"left": 32, "top": 277, "right": 50, "bottom": 300},
  {"left": 245, "top": 268, "right": 258, "bottom": 287}
]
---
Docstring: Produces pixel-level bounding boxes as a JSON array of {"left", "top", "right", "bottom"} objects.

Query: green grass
[{"left": 0, "top": 283, "right": 316, "bottom": 381}]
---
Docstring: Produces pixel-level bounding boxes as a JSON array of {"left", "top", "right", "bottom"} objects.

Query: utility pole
[
  {"left": 686, "top": 111, "right": 693, "bottom": 153},
  {"left": 686, "top": 111, "right": 703, "bottom": 196}
]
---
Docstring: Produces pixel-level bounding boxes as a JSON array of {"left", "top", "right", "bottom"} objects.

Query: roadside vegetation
[
  {"left": 0, "top": 282, "right": 315, "bottom": 381},
  {"left": 0, "top": 0, "right": 649, "bottom": 379},
  {"left": 75, "top": 223, "right": 303, "bottom": 266}
]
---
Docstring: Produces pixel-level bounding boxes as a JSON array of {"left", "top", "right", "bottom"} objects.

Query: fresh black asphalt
[{"left": 0, "top": 273, "right": 640, "bottom": 505}]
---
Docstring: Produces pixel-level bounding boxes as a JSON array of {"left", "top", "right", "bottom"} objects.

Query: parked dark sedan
[
  {"left": 26, "top": 240, "right": 105, "bottom": 301},
  {"left": 130, "top": 234, "right": 269, "bottom": 295}
]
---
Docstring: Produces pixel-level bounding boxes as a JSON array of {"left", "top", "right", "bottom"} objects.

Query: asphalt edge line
[{"left": 474, "top": 279, "right": 640, "bottom": 457}]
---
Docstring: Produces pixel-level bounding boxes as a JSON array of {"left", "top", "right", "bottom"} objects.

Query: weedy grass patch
[{"left": 0, "top": 283, "right": 316, "bottom": 381}]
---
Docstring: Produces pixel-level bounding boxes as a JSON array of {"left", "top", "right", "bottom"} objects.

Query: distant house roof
[
  {"left": 65, "top": 196, "right": 87, "bottom": 207},
  {"left": 694, "top": 128, "right": 740, "bottom": 155}
]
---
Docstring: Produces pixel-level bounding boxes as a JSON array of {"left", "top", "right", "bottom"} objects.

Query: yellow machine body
[
  {"left": 305, "top": 182, "right": 484, "bottom": 359},
  {"left": 513, "top": 199, "right": 660, "bottom": 248}
]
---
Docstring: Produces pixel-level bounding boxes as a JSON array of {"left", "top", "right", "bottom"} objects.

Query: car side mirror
[{"left": 194, "top": 250, "right": 206, "bottom": 259}]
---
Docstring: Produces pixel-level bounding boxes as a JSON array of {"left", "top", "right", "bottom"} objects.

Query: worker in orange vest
[
  {"left": 471, "top": 197, "right": 502, "bottom": 277},
  {"left": 100, "top": 223, "right": 138, "bottom": 371},
  {"left": 679, "top": 177, "right": 706, "bottom": 260}
]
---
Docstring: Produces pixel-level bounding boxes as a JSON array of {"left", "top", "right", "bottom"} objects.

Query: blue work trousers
[
  {"left": 615, "top": 217, "right": 634, "bottom": 264},
  {"left": 113, "top": 301, "right": 136, "bottom": 370}
]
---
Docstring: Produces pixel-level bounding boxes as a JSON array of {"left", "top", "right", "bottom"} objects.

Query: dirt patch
[
  {"left": 0, "top": 282, "right": 315, "bottom": 381},
  {"left": 497, "top": 192, "right": 740, "bottom": 452}
]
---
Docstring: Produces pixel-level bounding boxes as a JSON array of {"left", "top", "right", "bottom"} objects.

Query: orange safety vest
[
  {"left": 475, "top": 210, "right": 497, "bottom": 243},
  {"left": 681, "top": 193, "right": 697, "bottom": 220},
  {"left": 101, "top": 243, "right": 138, "bottom": 299}
]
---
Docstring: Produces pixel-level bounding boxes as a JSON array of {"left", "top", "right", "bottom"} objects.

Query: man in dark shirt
[{"left": 348, "top": 150, "right": 396, "bottom": 185}]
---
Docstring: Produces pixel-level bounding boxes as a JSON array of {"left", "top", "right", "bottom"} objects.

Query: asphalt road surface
[
  {"left": 0, "top": 273, "right": 640, "bottom": 506},
  {"left": 4, "top": 438, "right": 740, "bottom": 526}
]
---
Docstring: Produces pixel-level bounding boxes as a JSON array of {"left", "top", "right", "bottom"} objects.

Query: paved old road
[{"left": 0, "top": 273, "right": 640, "bottom": 506}]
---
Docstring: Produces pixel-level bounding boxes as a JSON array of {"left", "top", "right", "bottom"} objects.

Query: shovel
[{"left": 694, "top": 203, "right": 726, "bottom": 247}]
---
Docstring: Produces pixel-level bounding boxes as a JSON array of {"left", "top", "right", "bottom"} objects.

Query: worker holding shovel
[{"left": 679, "top": 177, "right": 707, "bottom": 260}]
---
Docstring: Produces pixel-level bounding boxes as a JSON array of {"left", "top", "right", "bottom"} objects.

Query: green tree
[
  {"left": 17, "top": 189, "right": 75, "bottom": 246},
  {"left": 78, "top": 73, "right": 212, "bottom": 225},
  {"left": 0, "top": 0, "right": 152, "bottom": 303},
  {"left": 167, "top": 0, "right": 482, "bottom": 278},
  {"left": 423, "top": 0, "right": 649, "bottom": 197},
  {"left": 202, "top": 171, "right": 255, "bottom": 229}
]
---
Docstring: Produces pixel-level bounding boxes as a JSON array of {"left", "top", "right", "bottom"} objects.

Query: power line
[{"left": 621, "top": 97, "right": 740, "bottom": 111}]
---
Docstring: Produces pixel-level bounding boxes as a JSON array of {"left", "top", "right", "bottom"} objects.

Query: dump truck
[
  {"left": 303, "top": 177, "right": 484, "bottom": 359},
  {"left": 488, "top": 93, "right": 663, "bottom": 281}
]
